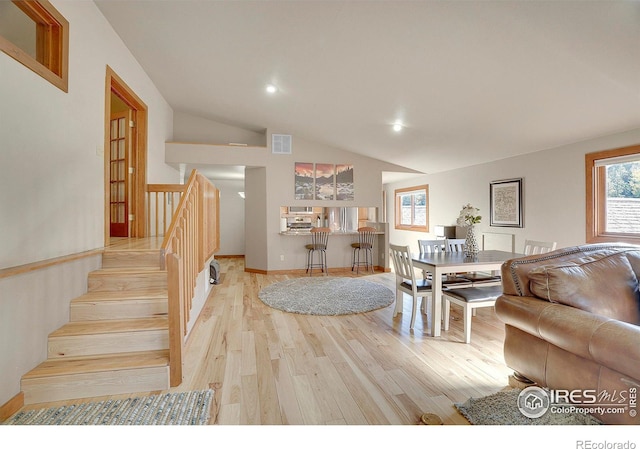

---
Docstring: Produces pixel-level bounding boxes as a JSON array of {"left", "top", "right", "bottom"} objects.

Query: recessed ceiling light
[
  {"left": 266, "top": 84, "right": 278, "bottom": 94},
  {"left": 393, "top": 121, "right": 403, "bottom": 132}
]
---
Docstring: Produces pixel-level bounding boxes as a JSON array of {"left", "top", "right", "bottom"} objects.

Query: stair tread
[
  {"left": 102, "top": 250, "right": 162, "bottom": 260},
  {"left": 23, "top": 350, "right": 169, "bottom": 379},
  {"left": 91, "top": 267, "right": 166, "bottom": 274},
  {"left": 71, "top": 289, "right": 168, "bottom": 303},
  {"left": 23, "top": 245, "right": 172, "bottom": 401},
  {"left": 103, "top": 249, "right": 162, "bottom": 254},
  {"left": 50, "top": 317, "right": 168, "bottom": 337}
]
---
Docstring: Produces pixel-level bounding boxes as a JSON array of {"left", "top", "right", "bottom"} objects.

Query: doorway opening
[{"left": 104, "top": 66, "right": 148, "bottom": 245}]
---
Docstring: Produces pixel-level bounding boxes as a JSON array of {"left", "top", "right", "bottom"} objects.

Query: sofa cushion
[
  {"left": 500, "top": 243, "right": 640, "bottom": 297},
  {"left": 528, "top": 253, "right": 640, "bottom": 325},
  {"left": 624, "top": 250, "right": 640, "bottom": 278}
]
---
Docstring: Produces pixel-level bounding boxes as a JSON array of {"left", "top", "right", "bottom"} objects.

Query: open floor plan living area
[{"left": 1, "top": 0, "right": 639, "bottom": 446}]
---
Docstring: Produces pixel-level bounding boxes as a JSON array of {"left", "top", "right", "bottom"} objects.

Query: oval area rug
[{"left": 258, "top": 276, "right": 394, "bottom": 315}]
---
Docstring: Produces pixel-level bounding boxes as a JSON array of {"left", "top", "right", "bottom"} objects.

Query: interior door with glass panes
[{"left": 109, "top": 110, "right": 131, "bottom": 237}]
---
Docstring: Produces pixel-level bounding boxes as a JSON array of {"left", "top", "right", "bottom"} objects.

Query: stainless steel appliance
[
  {"left": 287, "top": 215, "right": 313, "bottom": 231},
  {"left": 288, "top": 206, "right": 313, "bottom": 214}
]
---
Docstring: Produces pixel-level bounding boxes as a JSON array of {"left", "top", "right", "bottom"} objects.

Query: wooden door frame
[{"left": 104, "top": 65, "right": 148, "bottom": 245}]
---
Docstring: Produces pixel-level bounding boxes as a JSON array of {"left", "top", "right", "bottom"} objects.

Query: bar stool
[
  {"left": 351, "top": 226, "right": 376, "bottom": 274},
  {"left": 305, "top": 227, "right": 330, "bottom": 276}
]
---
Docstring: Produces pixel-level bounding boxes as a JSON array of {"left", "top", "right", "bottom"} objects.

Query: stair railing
[
  {"left": 145, "top": 184, "right": 186, "bottom": 237},
  {"left": 160, "top": 170, "right": 219, "bottom": 386}
]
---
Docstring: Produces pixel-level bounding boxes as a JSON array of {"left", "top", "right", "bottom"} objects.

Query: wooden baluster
[
  {"left": 154, "top": 191, "right": 160, "bottom": 237},
  {"left": 159, "top": 191, "right": 165, "bottom": 235},
  {"left": 146, "top": 191, "right": 150, "bottom": 236}
]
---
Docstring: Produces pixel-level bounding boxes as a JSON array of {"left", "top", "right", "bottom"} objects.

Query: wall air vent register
[{"left": 272, "top": 134, "right": 292, "bottom": 154}]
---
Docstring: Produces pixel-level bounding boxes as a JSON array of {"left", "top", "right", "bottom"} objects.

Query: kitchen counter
[
  {"left": 280, "top": 230, "right": 384, "bottom": 236},
  {"left": 273, "top": 221, "right": 390, "bottom": 272}
]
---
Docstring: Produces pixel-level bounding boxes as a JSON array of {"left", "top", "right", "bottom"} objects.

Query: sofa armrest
[
  {"left": 494, "top": 294, "right": 554, "bottom": 338},
  {"left": 591, "top": 320, "right": 640, "bottom": 382},
  {"left": 496, "top": 294, "right": 640, "bottom": 381}
]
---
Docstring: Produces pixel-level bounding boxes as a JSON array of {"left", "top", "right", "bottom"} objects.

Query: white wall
[
  {"left": 167, "top": 131, "right": 417, "bottom": 271},
  {"left": 0, "top": 1, "right": 177, "bottom": 407},
  {"left": 385, "top": 128, "right": 640, "bottom": 255},
  {"left": 244, "top": 167, "right": 268, "bottom": 270},
  {"left": 212, "top": 179, "right": 246, "bottom": 256},
  {"left": 173, "top": 111, "right": 266, "bottom": 147},
  {"left": 0, "top": 256, "right": 102, "bottom": 406},
  {"left": 186, "top": 260, "right": 214, "bottom": 336},
  {"left": 0, "top": 0, "right": 177, "bottom": 270}
]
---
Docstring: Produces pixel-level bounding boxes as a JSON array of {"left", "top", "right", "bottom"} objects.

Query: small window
[
  {"left": 395, "top": 185, "right": 429, "bottom": 232},
  {"left": 0, "top": 0, "right": 69, "bottom": 92},
  {"left": 586, "top": 144, "right": 640, "bottom": 243}
]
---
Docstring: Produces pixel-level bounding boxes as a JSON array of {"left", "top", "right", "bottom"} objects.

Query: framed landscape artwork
[
  {"left": 294, "top": 162, "right": 354, "bottom": 201},
  {"left": 314, "top": 163, "right": 335, "bottom": 200},
  {"left": 490, "top": 178, "right": 523, "bottom": 227},
  {"left": 294, "top": 162, "right": 314, "bottom": 200},
  {"left": 335, "top": 164, "right": 354, "bottom": 200}
]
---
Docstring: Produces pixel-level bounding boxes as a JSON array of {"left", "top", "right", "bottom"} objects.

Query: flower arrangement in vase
[{"left": 456, "top": 204, "right": 481, "bottom": 256}]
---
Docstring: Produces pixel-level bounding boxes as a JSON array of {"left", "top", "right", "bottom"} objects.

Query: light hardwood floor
[{"left": 14, "top": 254, "right": 514, "bottom": 425}]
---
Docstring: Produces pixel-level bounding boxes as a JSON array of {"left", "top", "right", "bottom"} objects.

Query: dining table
[{"left": 411, "top": 250, "right": 526, "bottom": 337}]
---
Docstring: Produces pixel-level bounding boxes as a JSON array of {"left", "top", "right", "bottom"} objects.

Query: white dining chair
[
  {"left": 417, "top": 239, "right": 444, "bottom": 281},
  {"left": 523, "top": 240, "right": 557, "bottom": 255},
  {"left": 419, "top": 239, "right": 473, "bottom": 291},
  {"left": 443, "top": 238, "right": 480, "bottom": 288},
  {"left": 418, "top": 239, "right": 446, "bottom": 254},
  {"left": 442, "top": 285, "right": 503, "bottom": 343},
  {"left": 445, "top": 238, "right": 466, "bottom": 253},
  {"left": 390, "top": 244, "right": 432, "bottom": 330}
]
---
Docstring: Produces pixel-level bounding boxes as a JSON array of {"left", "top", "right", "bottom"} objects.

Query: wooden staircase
[{"left": 21, "top": 249, "right": 171, "bottom": 405}]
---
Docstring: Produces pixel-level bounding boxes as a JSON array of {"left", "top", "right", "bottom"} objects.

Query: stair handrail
[
  {"left": 145, "top": 184, "right": 186, "bottom": 237},
  {"left": 161, "top": 169, "right": 220, "bottom": 386}
]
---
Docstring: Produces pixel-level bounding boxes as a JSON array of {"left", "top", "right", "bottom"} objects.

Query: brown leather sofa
[{"left": 496, "top": 243, "right": 640, "bottom": 424}]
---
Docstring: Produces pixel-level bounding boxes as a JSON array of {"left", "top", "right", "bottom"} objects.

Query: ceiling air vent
[{"left": 272, "top": 134, "right": 292, "bottom": 154}]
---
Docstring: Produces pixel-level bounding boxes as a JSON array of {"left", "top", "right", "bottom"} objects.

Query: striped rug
[{"left": 3, "top": 390, "right": 213, "bottom": 425}]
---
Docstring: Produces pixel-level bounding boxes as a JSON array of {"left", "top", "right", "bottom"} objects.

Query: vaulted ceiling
[{"left": 95, "top": 0, "right": 640, "bottom": 179}]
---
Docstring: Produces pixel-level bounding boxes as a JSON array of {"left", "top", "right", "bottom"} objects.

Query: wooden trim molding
[
  {"left": 0, "top": 249, "right": 102, "bottom": 280},
  {"left": 244, "top": 267, "right": 268, "bottom": 275},
  {"left": 0, "top": 0, "right": 69, "bottom": 92},
  {"left": 0, "top": 392, "right": 24, "bottom": 423},
  {"left": 586, "top": 144, "right": 640, "bottom": 244},
  {"left": 394, "top": 184, "right": 429, "bottom": 232},
  {"left": 104, "top": 66, "right": 148, "bottom": 244}
]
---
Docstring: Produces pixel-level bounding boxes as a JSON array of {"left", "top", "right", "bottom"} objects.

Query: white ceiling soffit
[
  {"left": 96, "top": 1, "right": 640, "bottom": 176},
  {"left": 184, "top": 164, "right": 246, "bottom": 182}
]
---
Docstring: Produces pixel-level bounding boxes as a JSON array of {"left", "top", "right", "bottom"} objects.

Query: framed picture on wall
[
  {"left": 294, "top": 162, "right": 314, "bottom": 200},
  {"left": 314, "top": 163, "right": 335, "bottom": 200},
  {"left": 335, "top": 164, "right": 354, "bottom": 200},
  {"left": 490, "top": 178, "right": 523, "bottom": 227}
]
